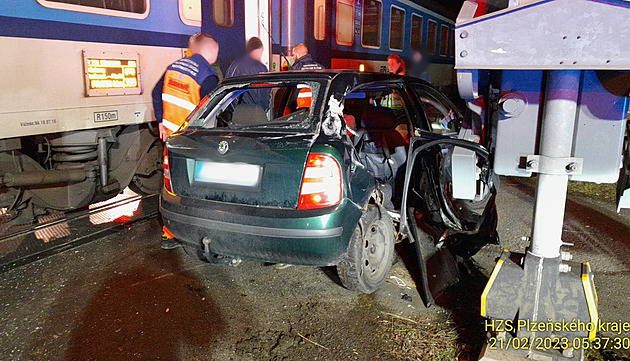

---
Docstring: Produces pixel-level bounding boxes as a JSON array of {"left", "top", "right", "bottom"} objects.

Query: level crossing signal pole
[{"left": 454, "top": 1, "right": 630, "bottom": 360}]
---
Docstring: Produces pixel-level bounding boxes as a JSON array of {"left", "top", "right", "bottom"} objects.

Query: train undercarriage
[{"left": 0, "top": 124, "right": 162, "bottom": 226}]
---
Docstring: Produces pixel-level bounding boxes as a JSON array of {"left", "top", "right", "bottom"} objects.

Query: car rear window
[{"left": 187, "top": 81, "right": 323, "bottom": 131}]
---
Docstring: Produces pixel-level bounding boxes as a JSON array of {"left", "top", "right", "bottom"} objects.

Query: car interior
[{"left": 343, "top": 84, "right": 415, "bottom": 209}]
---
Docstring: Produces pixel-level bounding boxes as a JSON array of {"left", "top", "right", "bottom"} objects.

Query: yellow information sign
[
  {"left": 87, "top": 58, "right": 138, "bottom": 89},
  {"left": 83, "top": 51, "right": 142, "bottom": 97}
]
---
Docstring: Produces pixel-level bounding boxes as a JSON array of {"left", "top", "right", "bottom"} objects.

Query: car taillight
[
  {"left": 298, "top": 153, "right": 342, "bottom": 210},
  {"left": 163, "top": 147, "right": 174, "bottom": 195}
]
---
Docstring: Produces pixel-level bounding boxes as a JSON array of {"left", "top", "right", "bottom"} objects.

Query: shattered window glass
[{"left": 188, "top": 82, "right": 323, "bottom": 131}]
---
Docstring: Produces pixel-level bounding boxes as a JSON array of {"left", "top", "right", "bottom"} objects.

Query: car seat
[
  {"left": 356, "top": 107, "right": 407, "bottom": 183},
  {"left": 231, "top": 104, "right": 268, "bottom": 126}
]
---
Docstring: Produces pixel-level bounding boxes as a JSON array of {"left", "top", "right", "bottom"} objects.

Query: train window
[
  {"left": 389, "top": 6, "right": 405, "bottom": 51},
  {"left": 449, "top": 28, "right": 455, "bottom": 57},
  {"left": 314, "top": 0, "right": 326, "bottom": 40},
  {"left": 427, "top": 20, "right": 437, "bottom": 55},
  {"left": 179, "top": 0, "right": 201, "bottom": 26},
  {"left": 214, "top": 0, "right": 234, "bottom": 28},
  {"left": 361, "top": 0, "right": 382, "bottom": 48},
  {"left": 38, "top": 0, "right": 148, "bottom": 18},
  {"left": 410, "top": 14, "right": 423, "bottom": 50},
  {"left": 439, "top": 25, "right": 449, "bottom": 56},
  {"left": 336, "top": 0, "right": 354, "bottom": 45}
]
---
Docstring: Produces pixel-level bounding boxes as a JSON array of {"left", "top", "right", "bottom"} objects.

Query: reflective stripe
[
  {"left": 162, "top": 119, "right": 181, "bottom": 132},
  {"left": 480, "top": 258, "right": 503, "bottom": 318},
  {"left": 162, "top": 93, "right": 196, "bottom": 111},
  {"left": 296, "top": 88, "right": 313, "bottom": 108}
]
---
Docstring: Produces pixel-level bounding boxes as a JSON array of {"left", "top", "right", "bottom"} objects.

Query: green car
[{"left": 161, "top": 71, "right": 498, "bottom": 298}]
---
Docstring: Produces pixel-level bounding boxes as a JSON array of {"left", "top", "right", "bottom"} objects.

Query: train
[
  {"left": 282, "top": 0, "right": 456, "bottom": 86},
  {"left": 0, "top": 0, "right": 455, "bottom": 227}
]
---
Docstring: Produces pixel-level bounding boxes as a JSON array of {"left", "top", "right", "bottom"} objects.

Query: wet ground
[{"left": 0, "top": 179, "right": 628, "bottom": 360}]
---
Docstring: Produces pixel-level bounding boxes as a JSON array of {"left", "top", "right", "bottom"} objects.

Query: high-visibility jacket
[
  {"left": 296, "top": 86, "right": 313, "bottom": 109},
  {"left": 152, "top": 54, "right": 218, "bottom": 136}
]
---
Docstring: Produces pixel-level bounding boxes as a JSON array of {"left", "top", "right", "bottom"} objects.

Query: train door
[
  {"left": 305, "top": 0, "right": 332, "bottom": 68},
  {"left": 201, "top": 0, "right": 247, "bottom": 73},
  {"left": 244, "top": 0, "right": 271, "bottom": 71}
]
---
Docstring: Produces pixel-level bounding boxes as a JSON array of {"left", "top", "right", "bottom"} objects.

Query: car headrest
[
  {"left": 361, "top": 107, "right": 396, "bottom": 129},
  {"left": 232, "top": 104, "right": 267, "bottom": 125}
]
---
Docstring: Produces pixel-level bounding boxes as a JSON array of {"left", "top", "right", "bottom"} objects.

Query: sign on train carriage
[{"left": 83, "top": 51, "right": 142, "bottom": 97}]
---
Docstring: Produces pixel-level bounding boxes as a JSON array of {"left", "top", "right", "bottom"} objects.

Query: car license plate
[{"left": 194, "top": 161, "right": 262, "bottom": 188}]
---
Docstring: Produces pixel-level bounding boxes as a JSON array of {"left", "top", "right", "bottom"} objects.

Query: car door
[
  {"left": 617, "top": 124, "right": 630, "bottom": 211},
  {"left": 399, "top": 81, "right": 499, "bottom": 306}
]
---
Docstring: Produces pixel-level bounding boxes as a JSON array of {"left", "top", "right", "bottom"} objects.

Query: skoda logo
[{"left": 218, "top": 140, "right": 229, "bottom": 155}]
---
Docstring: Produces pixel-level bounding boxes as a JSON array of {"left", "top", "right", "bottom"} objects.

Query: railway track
[{"left": 0, "top": 189, "right": 159, "bottom": 273}]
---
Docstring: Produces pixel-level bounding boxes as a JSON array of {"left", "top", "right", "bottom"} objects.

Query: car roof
[{"left": 219, "top": 70, "right": 407, "bottom": 85}]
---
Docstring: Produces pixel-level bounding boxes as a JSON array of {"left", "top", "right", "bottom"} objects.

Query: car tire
[{"left": 337, "top": 204, "right": 395, "bottom": 294}]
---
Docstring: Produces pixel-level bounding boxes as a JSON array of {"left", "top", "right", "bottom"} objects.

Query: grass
[
  {"left": 378, "top": 313, "right": 460, "bottom": 361},
  {"left": 516, "top": 177, "right": 618, "bottom": 203},
  {"left": 567, "top": 181, "right": 617, "bottom": 203}
]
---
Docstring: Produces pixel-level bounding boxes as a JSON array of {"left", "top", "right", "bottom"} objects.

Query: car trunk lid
[{"left": 167, "top": 130, "right": 316, "bottom": 208}]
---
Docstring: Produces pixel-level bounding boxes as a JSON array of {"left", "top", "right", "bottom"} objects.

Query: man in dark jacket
[
  {"left": 408, "top": 48, "right": 431, "bottom": 83},
  {"left": 225, "top": 37, "right": 269, "bottom": 109},
  {"left": 291, "top": 43, "right": 324, "bottom": 70}
]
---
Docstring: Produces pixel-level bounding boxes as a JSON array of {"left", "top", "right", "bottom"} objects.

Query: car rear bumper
[{"left": 160, "top": 191, "right": 362, "bottom": 266}]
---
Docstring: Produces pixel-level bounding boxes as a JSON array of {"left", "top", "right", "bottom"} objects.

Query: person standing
[
  {"left": 225, "top": 37, "right": 268, "bottom": 77},
  {"left": 153, "top": 33, "right": 220, "bottom": 142},
  {"left": 387, "top": 54, "right": 406, "bottom": 75},
  {"left": 291, "top": 43, "right": 324, "bottom": 70},
  {"left": 408, "top": 48, "right": 431, "bottom": 82},
  {"left": 225, "top": 37, "right": 269, "bottom": 110},
  {"left": 152, "top": 32, "right": 219, "bottom": 250}
]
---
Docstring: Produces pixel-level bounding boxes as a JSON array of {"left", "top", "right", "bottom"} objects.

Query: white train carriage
[{"left": 0, "top": 0, "right": 200, "bottom": 223}]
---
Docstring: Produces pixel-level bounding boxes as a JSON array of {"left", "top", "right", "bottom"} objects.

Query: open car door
[
  {"left": 400, "top": 84, "right": 499, "bottom": 306},
  {"left": 616, "top": 124, "right": 630, "bottom": 211}
]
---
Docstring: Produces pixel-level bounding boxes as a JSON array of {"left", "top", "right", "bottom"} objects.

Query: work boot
[{"left": 161, "top": 234, "right": 183, "bottom": 250}]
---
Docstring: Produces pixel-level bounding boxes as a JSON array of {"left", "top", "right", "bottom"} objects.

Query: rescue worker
[
  {"left": 225, "top": 37, "right": 269, "bottom": 109},
  {"left": 387, "top": 54, "right": 406, "bottom": 75},
  {"left": 153, "top": 32, "right": 220, "bottom": 142},
  {"left": 152, "top": 32, "right": 219, "bottom": 250},
  {"left": 291, "top": 43, "right": 324, "bottom": 70}
]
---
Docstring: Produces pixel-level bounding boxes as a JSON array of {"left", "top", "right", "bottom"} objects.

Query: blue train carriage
[
  {"left": 201, "top": 0, "right": 275, "bottom": 75},
  {"left": 268, "top": 0, "right": 455, "bottom": 86},
  {"left": 0, "top": 0, "right": 200, "bottom": 222}
]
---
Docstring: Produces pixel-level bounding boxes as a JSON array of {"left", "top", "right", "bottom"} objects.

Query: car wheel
[{"left": 337, "top": 204, "right": 395, "bottom": 293}]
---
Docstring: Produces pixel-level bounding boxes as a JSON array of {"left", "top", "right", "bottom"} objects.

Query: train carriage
[
  {"left": 262, "top": 0, "right": 456, "bottom": 86},
  {"left": 0, "top": 0, "right": 202, "bottom": 223},
  {"left": 0, "top": 0, "right": 456, "bottom": 226}
]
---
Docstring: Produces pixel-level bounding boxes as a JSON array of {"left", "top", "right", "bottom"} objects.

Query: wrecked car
[{"left": 160, "top": 71, "right": 498, "bottom": 298}]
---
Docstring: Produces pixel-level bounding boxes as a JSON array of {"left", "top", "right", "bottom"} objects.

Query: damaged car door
[{"left": 400, "top": 82, "right": 499, "bottom": 306}]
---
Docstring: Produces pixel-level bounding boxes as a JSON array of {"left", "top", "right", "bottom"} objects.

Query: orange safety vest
[
  {"left": 296, "top": 86, "right": 313, "bottom": 109},
  {"left": 161, "top": 54, "right": 214, "bottom": 135}
]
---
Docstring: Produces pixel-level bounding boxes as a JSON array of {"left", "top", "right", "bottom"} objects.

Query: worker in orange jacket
[{"left": 152, "top": 32, "right": 219, "bottom": 249}]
